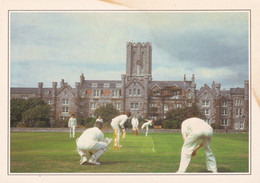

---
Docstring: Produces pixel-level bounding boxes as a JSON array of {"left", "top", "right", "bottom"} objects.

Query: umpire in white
[
  {"left": 177, "top": 117, "right": 217, "bottom": 173},
  {"left": 76, "top": 121, "right": 112, "bottom": 165}
]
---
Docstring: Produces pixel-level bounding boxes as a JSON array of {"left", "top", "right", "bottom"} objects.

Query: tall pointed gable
[
  {"left": 125, "top": 78, "right": 145, "bottom": 89},
  {"left": 57, "top": 83, "right": 76, "bottom": 97},
  {"left": 196, "top": 84, "right": 216, "bottom": 98}
]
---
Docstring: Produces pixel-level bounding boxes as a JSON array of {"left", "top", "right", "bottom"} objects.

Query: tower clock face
[
  {"left": 126, "top": 42, "right": 152, "bottom": 77},
  {"left": 136, "top": 60, "right": 142, "bottom": 75}
]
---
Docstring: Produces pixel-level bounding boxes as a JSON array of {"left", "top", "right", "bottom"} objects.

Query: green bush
[
  {"left": 102, "top": 122, "right": 111, "bottom": 130},
  {"left": 54, "top": 119, "right": 68, "bottom": 128},
  {"left": 11, "top": 98, "right": 51, "bottom": 127},
  {"left": 16, "top": 122, "right": 26, "bottom": 128},
  {"left": 161, "top": 119, "right": 181, "bottom": 129},
  {"left": 94, "top": 103, "right": 119, "bottom": 123},
  {"left": 211, "top": 123, "right": 220, "bottom": 129},
  {"left": 84, "top": 117, "right": 96, "bottom": 128},
  {"left": 36, "top": 121, "right": 50, "bottom": 128},
  {"left": 165, "top": 104, "right": 204, "bottom": 128},
  {"left": 11, "top": 121, "right": 18, "bottom": 127},
  {"left": 162, "top": 120, "right": 172, "bottom": 129},
  {"left": 77, "top": 118, "right": 85, "bottom": 126},
  {"left": 171, "top": 120, "right": 180, "bottom": 129},
  {"left": 154, "top": 119, "right": 163, "bottom": 126}
]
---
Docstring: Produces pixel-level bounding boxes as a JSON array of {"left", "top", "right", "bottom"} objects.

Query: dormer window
[
  {"left": 92, "top": 83, "right": 98, "bottom": 88},
  {"left": 104, "top": 83, "right": 110, "bottom": 88},
  {"left": 116, "top": 83, "right": 122, "bottom": 88}
]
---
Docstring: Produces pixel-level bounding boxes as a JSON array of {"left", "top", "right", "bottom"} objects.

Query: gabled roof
[
  {"left": 230, "top": 88, "right": 244, "bottom": 95},
  {"left": 148, "top": 81, "right": 192, "bottom": 90},
  {"left": 80, "top": 80, "right": 122, "bottom": 89},
  {"left": 57, "top": 84, "right": 76, "bottom": 96},
  {"left": 220, "top": 90, "right": 230, "bottom": 96},
  {"left": 196, "top": 84, "right": 216, "bottom": 98},
  {"left": 151, "top": 84, "right": 161, "bottom": 90},
  {"left": 125, "top": 79, "right": 144, "bottom": 89}
]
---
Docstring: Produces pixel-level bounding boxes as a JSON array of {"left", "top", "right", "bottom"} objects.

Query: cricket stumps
[{"left": 133, "top": 130, "right": 138, "bottom": 136}]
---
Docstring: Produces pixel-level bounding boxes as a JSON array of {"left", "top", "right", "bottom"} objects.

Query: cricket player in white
[
  {"left": 68, "top": 114, "right": 77, "bottom": 138},
  {"left": 177, "top": 117, "right": 217, "bottom": 173},
  {"left": 95, "top": 116, "right": 103, "bottom": 123},
  {"left": 131, "top": 115, "right": 139, "bottom": 136},
  {"left": 76, "top": 122, "right": 112, "bottom": 165},
  {"left": 110, "top": 112, "right": 131, "bottom": 147},
  {"left": 141, "top": 119, "right": 154, "bottom": 136}
]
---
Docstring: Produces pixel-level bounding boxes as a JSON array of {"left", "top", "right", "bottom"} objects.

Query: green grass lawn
[{"left": 10, "top": 131, "right": 249, "bottom": 173}]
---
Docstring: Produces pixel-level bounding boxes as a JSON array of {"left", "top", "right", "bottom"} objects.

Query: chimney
[
  {"left": 212, "top": 81, "right": 216, "bottom": 92},
  {"left": 80, "top": 73, "right": 85, "bottom": 86},
  {"left": 38, "top": 82, "right": 43, "bottom": 98},
  {"left": 75, "top": 82, "right": 80, "bottom": 96},
  {"left": 52, "top": 82, "right": 57, "bottom": 97},
  {"left": 60, "top": 79, "right": 65, "bottom": 88},
  {"left": 215, "top": 83, "right": 221, "bottom": 96},
  {"left": 192, "top": 74, "right": 195, "bottom": 84}
]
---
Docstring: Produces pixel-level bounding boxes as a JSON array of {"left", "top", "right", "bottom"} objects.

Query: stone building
[{"left": 10, "top": 42, "right": 249, "bottom": 130}]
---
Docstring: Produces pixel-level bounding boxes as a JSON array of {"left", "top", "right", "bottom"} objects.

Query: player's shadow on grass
[
  {"left": 100, "top": 161, "right": 125, "bottom": 165},
  {"left": 197, "top": 167, "right": 231, "bottom": 173},
  {"left": 216, "top": 167, "right": 233, "bottom": 173}
]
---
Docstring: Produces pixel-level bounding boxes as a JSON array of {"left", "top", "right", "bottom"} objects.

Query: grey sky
[{"left": 10, "top": 11, "right": 249, "bottom": 90}]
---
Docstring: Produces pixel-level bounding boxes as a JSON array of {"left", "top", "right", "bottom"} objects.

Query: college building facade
[{"left": 11, "top": 42, "right": 249, "bottom": 130}]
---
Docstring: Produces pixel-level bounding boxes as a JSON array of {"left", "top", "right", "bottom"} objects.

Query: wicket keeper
[{"left": 76, "top": 122, "right": 112, "bottom": 165}]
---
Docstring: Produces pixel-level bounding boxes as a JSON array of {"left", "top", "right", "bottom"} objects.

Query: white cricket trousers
[
  {"left": 77, "top": 140, "right": 108, "bottom": 162},
  {"left": 141, "top": 125, "right": 149, "bottom": 136},
  {"left": 177, "top": 129, "right": 217, "bottom": 173},
  {"left": 70, "top": 126, "right": 76, "bottom": 138},
  {"left": 132, "top": 126, "right": 138, "bottom": 131},
  {"left": 111, "top": 122, "right": 121, "bottom": 147}
]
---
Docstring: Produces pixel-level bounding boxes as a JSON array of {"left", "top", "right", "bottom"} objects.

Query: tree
[
  {"left": 94, "top": 103, "right": 119, "bottom": 124},
  {"left": 22, "top": 105, "right": 51, "bottom": 127},
  {"left": 149, "top": 107, "right": 158, "bottom": 118},
  {"left": 164, "top": 104, "right": 204, "bottom": 129},
  {"left": 10, "top": 98, "right": 27, "bottom": 127},
  {"left": 10, "top": 98, "right": 51, "bottom": 127},
  {"left": 149, "top": 86, "right": 182, "bottom": 119}
]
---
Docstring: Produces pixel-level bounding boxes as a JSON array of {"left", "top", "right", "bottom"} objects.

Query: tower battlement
[{"left": 127, "top": 42, "right": 151, "bottom": 47}]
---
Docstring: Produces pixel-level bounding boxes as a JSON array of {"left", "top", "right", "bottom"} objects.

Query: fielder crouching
[
  {"left": 177, "top": 117, "right": 217, "bottom": 173},
  {"left": 76, "top": 122, "right": 112, "bottom": 165}
]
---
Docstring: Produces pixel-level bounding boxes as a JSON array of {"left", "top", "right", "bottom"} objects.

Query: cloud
[
  {"left": 10, "top": 12, "right": 249, "bottom": 89},
  {"left": 152, "top": 66, "right": 246, "bottom": 89}
]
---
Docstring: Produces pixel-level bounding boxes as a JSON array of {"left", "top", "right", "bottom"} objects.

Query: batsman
[{"left": 110, "top": 112, "right": 131, "bottom": 148}]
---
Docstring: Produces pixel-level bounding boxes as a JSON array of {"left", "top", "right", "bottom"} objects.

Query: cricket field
[{"left": 10, "top": 131, "right": 249, "bottom": 173}]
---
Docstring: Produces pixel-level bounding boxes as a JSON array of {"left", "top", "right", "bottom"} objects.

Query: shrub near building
[
  {"left": 162, "top": 105, "right": 204, "bottom": 129},
  {"left": 10, "top": 98, "right": 51, "bottom": 127}
]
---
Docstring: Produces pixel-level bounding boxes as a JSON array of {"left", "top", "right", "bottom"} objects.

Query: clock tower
[{"left": 126, "top": 42, "right": 152, "bottom": 79}]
